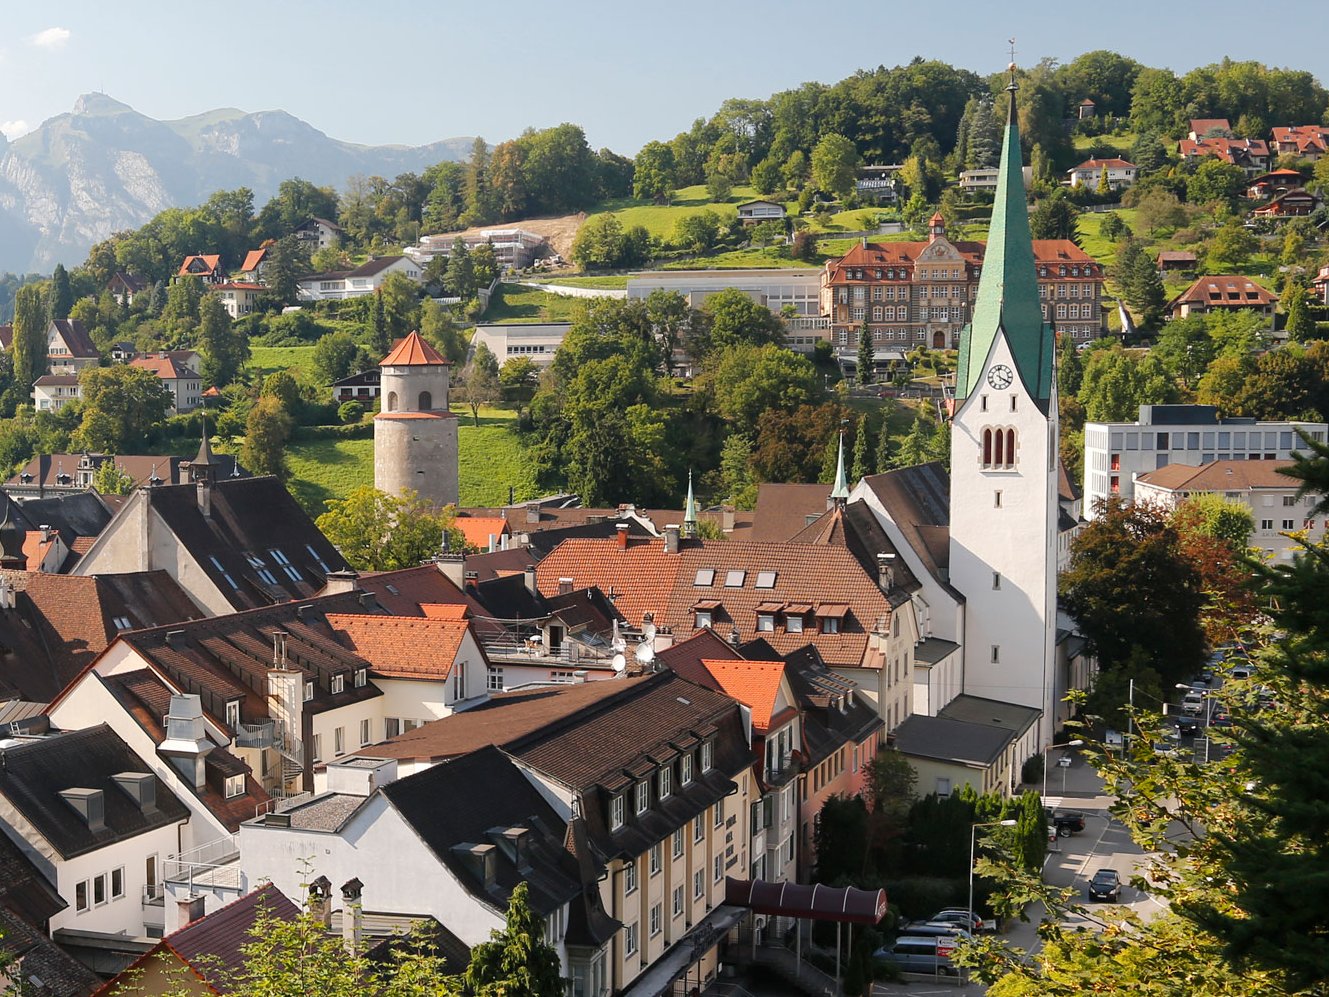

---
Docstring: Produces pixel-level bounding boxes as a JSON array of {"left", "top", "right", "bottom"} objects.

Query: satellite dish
[
  {"left": 610, "top": 620, "right": 626, "bottom": 655},
  {"left": 612, "top": 653, "right": 627, "bottom": 673},
  {"left": 641, "top": 621, "right": 657, "bottom": 643},
  {"left": 635, "top": 641, "right": 656, "bottom": 668}
]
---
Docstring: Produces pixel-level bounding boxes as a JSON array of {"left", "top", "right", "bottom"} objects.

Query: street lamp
[
  {"left": 969, "top": 819, "right": 1017, "bottom": 934},
  {"left": 1041, "top": 739, "right": 1085, "bottom": 805}
]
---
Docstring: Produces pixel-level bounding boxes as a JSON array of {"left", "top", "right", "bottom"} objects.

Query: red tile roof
[
  {"left": 20, "top": 530, "right": 59, "bottom": 570},
  {"left": 700, "top": 658, "right": 785, "bottom": 731},
  {"left": 1169, "top": 275, "right": 1276, "bottom": 308},
  {"left": 240, "top": 249, "right": 268, "bottom": 272},
  {"left": 380, "top": 330, "right": 448, "bottom": 366},
  {"left": 130, "top": 356, "right": 199, "bottom": 379},
  {"left": 178, "top": 254, "right": 222, "bottom": 276},
  {"left": 536, "top": 537, "right": 893, "bottom": 668},
  {"left": 1136, "top": 459, "right": 1298, "bottom": 492},
  {"left": 823, "top": 237, "right": 1098, "bottom": 285},
  {"left": 456, "top": 516, "right": 511, "bottom": 549},
  {"left": 214, "top": 281, "right": 265, "bottom": 292},
  {"left": 1070, "top": 157, "right": 1135, "bottom": 170},
  {"left": 326, "top": 613, "right": 475, "bottom": 680}
]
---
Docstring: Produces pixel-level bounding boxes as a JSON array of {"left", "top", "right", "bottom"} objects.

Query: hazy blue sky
[{"left": 2, "top": 0, "right": 1327, "bottom": 153}]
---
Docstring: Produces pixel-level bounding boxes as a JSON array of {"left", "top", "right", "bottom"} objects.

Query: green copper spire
[
  {"left": 831, "top": 429, "right": 850, "bottom": 504},
  {"left": 955, "top": 70, "right": 1054, "bottom": 407},
  {"left": 682, "top": 470, "right": 698, "bottom": 537}
]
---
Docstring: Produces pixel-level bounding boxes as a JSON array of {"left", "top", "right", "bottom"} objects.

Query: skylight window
[
  {"left": 724, "top": 570, "right": 746, "bottom": 588},
  {"left": 208, "top": 556, "right": 238, "bottom": 590},
  {"left": 306, "top": 544, "right": 332, "bottom": 574},
  {"left": 755, "top": 571, "right": 777, "bottom": 589},
  {"left": 112, "top": 616, "right": 132, "bottom": 631},
  {"left": 694, "top": 569, "right": 715, "bottom": 587}
]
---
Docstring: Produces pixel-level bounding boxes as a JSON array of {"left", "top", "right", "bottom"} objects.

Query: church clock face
[{"left": 987, "top": 364, "right": 1014, "bottom": 390}]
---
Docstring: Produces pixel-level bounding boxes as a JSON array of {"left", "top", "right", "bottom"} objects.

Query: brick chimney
[
  {"left": 176, "top": 894, "right": 206, "bottom": 928},
  {"left": 664, "top": 525, "right": 680, "bottom": 555},
  {"left": 877, "top": 553, "right": 896, "bottom": 592},
  {"left": 323, "top": 570, "right": 360, "bottom": 595},
  {"left": 615, "top": 523, "right": 630, "bottom": 550},
  {"left": 308, "top": 875, "right": 332, "bottom": 927},
  {"left": 340, "top": 878, "right": 363, "bottom": 954}
]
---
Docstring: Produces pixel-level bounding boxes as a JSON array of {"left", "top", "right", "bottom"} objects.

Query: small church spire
[
  {"left": 830, "top": 426, "right": 850, "bottom": 506},
  {"left": 190, "top": 414, "right": 217, "bottom": 486},
  {"left": 682, "top": 471, "right": 699, "bottom": 538}
]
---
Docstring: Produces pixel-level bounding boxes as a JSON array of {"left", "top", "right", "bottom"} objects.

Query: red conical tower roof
[{"left": 380, "top": 330, "right": 448, "bottom": 366}]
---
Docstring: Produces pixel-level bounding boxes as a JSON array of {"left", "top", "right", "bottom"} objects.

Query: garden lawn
[
  {"left": 249, "top": 345, "right": 317, "bottom": 378},
  {"left": 483, "top": 284, "right": 585, "bottom": 323},
  {"left": 590, "top": 184, "right": 796, "bottom": 241},
  {"left": 533, "top": 275, "right": 630, "bottom": 289},
  {"left": 284, "top": 406, "right": 539, "bottom": 516},
  {"left": 1077, "top": 208, "right": 1138, "bottom": 266}
]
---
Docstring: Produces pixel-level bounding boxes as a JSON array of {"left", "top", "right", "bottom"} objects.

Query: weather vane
[{"left": 1008, "top": 37, "right": 1016, "bottom": 67}]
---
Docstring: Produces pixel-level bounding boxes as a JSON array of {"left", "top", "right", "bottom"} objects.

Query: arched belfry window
[
  {"left": 418, "top": 391, "right": 432, "bottom": 411},
  {"left": 981, "top": 428, "right": 1017, "bottom": 469},
  {"left": 386, "top": 391, "right": 398, "bottom": 412}
]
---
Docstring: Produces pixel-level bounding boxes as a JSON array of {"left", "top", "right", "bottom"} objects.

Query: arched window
[
  {"left": 982, "top": 428, "right": 1018, "bottom": 469},
  {"left": 1005, "top": 429, "right": 1016, "bottom": 466},
  {"left": 982, "top": 428, "right": 993, "bottom": 466},
  {"left": 386, "top": 391, "right": 398, "bottom": 412},
  {"left": 418, "top": 391, "right": 432, "bottom": 411},
  {"left": 993, "top": 428, "right": 1004, "bottom": 466}
]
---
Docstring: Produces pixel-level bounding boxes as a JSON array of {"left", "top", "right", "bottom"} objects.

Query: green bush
[
  {"left": 338, "top": 400, "right": 366, "bottom": 424},
  {"left": 289, "top": 422, "right": 374, "bottom": 442},
  {"left": 1022, "top": 753, "right": 1045, "bottom": 785}
]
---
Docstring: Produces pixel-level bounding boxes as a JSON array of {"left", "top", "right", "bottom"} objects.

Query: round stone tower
[{"left": 373, "top": 331, "right": 459, "bottom": 508}]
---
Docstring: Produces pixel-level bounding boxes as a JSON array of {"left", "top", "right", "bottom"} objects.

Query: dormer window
[
  {"left": 303, "top": 681, "right": 314, "bottom": 702},
  {"left": 757, "top": 613, "right": 775, "bottom": 633},
  {"left": 225, "top": 700, "right": 241, "bottom": 728},
  {"left": 681, "top": 753, "right": 693, "bottom": 785},
  {"left": 224, "top": 774, "right": 245, "bottom": 799},
  {"left": 701, "top": 741, "right": 713, "bottom": 772},
  {"left": 354, "top": 668, "right": 367, "bottom": 688},
  {"left": 635, "top": 780, "right": 649, "bottom": 815},
  {"left": 695, "top": 610, "right": 713, "bottom": 629},
  {"left": 331, "top": 674, "right": 344, "bottom": 695},
  {"left": 786, "top": 614, "right": 804, "bottom": 634},
  {"left": 659, "top": 767, "right": 672, "bottom": 800},
  {"left": 611, "top": 794, "right": 625, "bottom": 830},
  {"left": 112, "top": 616, "right": 133, "bottom": 631}
]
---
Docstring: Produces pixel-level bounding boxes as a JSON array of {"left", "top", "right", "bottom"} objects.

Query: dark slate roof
[
  {"left": 12, "top": 492, "right": 113, "bottom": 544},
  {"left": 166, "top": 884, "right": 300, "bottom": 990},
  {"left": 891, "top": 714, "right": 1016, "bottom": 768},
  {"left": 913, "top": 636, "right": 961, "bottom": 665},
  {"left": 0, "top": 726, "right": 189, "bottom": 860},
  {"left": 141, "top": 477, "right": 350, "bottom": 610},
  {"left": 781, "top": 644, "right": 883, "bottom": 767},
  {"left": 331, "top": 369, "right": 381, "bottom": 388},
  {"left": 50, "top": 320, "right": 99, "bottom": 359},
  {"left": 382, "top": 745, "right": 587, "bottom": 918},
  {"left": 937, "top": 694, "right": 1040, "bottom": 739},
  {"left": 521, "top": 517, "right": 655, "bottom": 559},
  {"left": 0, "top": 830, "right": 66, "bottom": 927},
  {"left": 0, "top": 907, "right": 100, "bottom": 997},
  {"left": 347, "top": 256, "right": 407, "bottom": 278},
  {"left": 860, "top": 463, "right": 962, "bottom": 600}
]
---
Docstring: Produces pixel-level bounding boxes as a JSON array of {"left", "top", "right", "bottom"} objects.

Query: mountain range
[{"left": 0, "top": 94, "right": 475, "bottom": 274}]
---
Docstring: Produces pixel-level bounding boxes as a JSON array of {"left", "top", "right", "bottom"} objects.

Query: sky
[{"left": 2, "top": 0, "right": 1328, "bottom": 154}]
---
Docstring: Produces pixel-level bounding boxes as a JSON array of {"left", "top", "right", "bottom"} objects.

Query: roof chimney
[
  {"left": 664, "top": 525, "right": 680, "bottom": 555},
  {"left": 159, "top": 693, "right": 213, "bottom": 790},
  {"left": 176, "top": 894, "right": 206, "bottom": 929},
  {"left": 452, "top": 842, "right": 497, "bottom": 890},
  {"left": 524, "top": 565, "right": 538, "bottom": 596},
  {"left": 323, "top": 569, "right": 360, "bottom": 595},
  {"left": 272, "top": 631, "right": 288, "bottom": 668},
  {"left": 877, "top": 553, "right": 896, "bottom": 593},
  {"left": 525, "top": 502, "right": 541, "bottom": 525},
  {"left": 340, "top": 878, "right": 363, "bottom": 955},
  {"left": 557, "top": 577, "right": 573, "bottom": 596},
  {"left": 309, "top": 875, "right": 332, "bottom": 927},
  {"left": 615, "top": 523, "right": 630, "bottom": 550},
  {"left": 196, "top": 479, "right": 211, "bottom": 517}
]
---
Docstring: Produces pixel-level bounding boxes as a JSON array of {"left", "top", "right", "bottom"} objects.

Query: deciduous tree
[
  {"left": 197, "top": 294, "right": 249, "bottom": 388},
  {"left": 241, "top": 395, "right": 292, "bottom": 479},
  {"left": 72, "top": 365, "right": 172, "bottom": 453},
  {"left": 316, "top": 486, "right": 462, "bottom": 571}
]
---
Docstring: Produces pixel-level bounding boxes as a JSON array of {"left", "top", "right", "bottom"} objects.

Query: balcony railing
[{"left": 235, "top": 719, "right": 277, "bottom": 749}]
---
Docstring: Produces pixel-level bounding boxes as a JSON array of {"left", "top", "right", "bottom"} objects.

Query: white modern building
[
  {"left": 296, "top": 257, "right": 422, "bottom": 302},
  {"left": 469, "top": 322, "right": 572, "bottom": 370},
  {"left": 1134, "top": 459, "right": 1326, "bottom": 561},
  {"left": 1083, "top": 405, "right": 1328, "bottom": 517},
  {"left": 405, "top": 229, "right": 545, "bottom": 271},
  {"left": 1066, "top": 158, "right": 1138, "bottom": 190},
  {"left": 959, "top": 166, "right": 1032, "bottom": 191}
]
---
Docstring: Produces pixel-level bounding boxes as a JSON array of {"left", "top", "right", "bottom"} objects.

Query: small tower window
[
  {"left": 418, "top": 391, "right": 432, "bottom": 410},
  {"left": 386, "top": 391, "right": 398, "bottom": 412}
]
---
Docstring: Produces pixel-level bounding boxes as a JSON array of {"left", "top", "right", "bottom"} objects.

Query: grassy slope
[
  {"left": 483, "top": 285, "right": 585, "bottom": 323},
  {"left": 284, "top": 407, "right": 538, "bottom": 516},
  {"left": 593, "top": 184, "right": 777, "bottom": 239},
  {"left": 249, "top": 345, "right": 318, "bottom": 378}
]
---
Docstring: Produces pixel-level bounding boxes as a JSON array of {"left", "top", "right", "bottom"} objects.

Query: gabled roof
[
  {"left": 381, "top": 745, "right": 586, "bottom": 918},
  {"left": 700, "top": 658, "right": 785, "bottom": 731},
  {"left": 0, "top": 906, "right": 100, "bottom": 997},
  {"left": 327, "top": 613, "right": 475, "bottom": 680},
  {"left": 178, "top": 255, "right": 222, "bottom": 276},
  {"left": 108, "top": 272, "right": 147, "bottom": 293},
  {"left": 535, "top": 536, "right": 895, "bottom": 668},
  {"left": 349, "top": 256, "right": 409, "bottom": 278},
  {"left": 240, "top": 249, "right": 268, "bottom": 272},
  {"left": 380, "top": 330, "right": 447, "bottom": 366},
  {"left": 0, "top": 827, "right": 67, "bottom": 926},
  {"left": 129, "top": 477, "right": 350, "bottom": 610},
  {"left": 1168, "top": 275, "right": 1276, "bottom": 309},
  {"left": 7, "top": 452, "right": 245, "bottom": 491},
  {"left": 749, "top": 483, "right": 832, "bottom": 541},
  {"left": 860, "top": 463, "right": 959, "bottom": 599},
  {"left": 0, "top": 726, "right": 189, "bottom": 860},
  {"left": 1069, "top": 157, "right": 1135, "bottom": 171},
  {"left": 130, "top": 356, "right": 200, "bottom": 380},
  {"left": 456, "top": 516, "right": 510, "bottom": 548},
  {"left": 166, "top": 883, "right": 299, "bottom": 990},
  {"left": 49, "top": 319, "right": 99, "bottom": 358}
]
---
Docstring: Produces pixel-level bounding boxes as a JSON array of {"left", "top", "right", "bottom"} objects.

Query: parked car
[
  {"left": 874, "top": 936, "right": 960, "bottom": 976},
  {"left": 901, "top": 922, "right": 972, "bottom": 940},
  {"left": 1088, "top": 869, "right": 1122, "bottom": 901},
  {"left": 930, "top": 908, "right": 997, "bottom": 933},
  {"left": 1046, "top": 809, "right": 1086, "bottom": 836}
]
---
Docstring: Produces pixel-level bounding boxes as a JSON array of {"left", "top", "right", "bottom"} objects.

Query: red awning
[{"left": 724, "top": 878, "right": 887, "bottom": 925}]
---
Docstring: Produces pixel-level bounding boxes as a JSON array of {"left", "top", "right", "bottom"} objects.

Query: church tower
[
  {"left": 948, "top": 68, "right": 1059, "bottom": 742},
  {"left": 373, "top": 331, "right": 459, "bottom": 508}
]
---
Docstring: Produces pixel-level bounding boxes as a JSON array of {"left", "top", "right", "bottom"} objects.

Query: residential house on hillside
[
  {"left": 1246, "top": 169, "right": 1305, "bottom": 199},
  {"left": 1269, "top": 125, "right": 1329, "bottom": 160},
  {"left": 32, "top": 376, "right": 82, "bottom": 413},
  {"left": 0, "top": 726, "right": 190, "bottom": 938},
  {"left": 245, "top": 669, "right": 755, "bottom": 997},
  {"left": 72, "top": 466, "right": 349, "bottom": 615},
  {"left": 1165, "top": 275, "right": 1277, "bottom": 321},
  {"left": 295, "top": 218, "right": 343, "bottom": 252},
  {"left": 331, "top": 369, "right": 381, "bottom": 404},
  {"left": 212, "top": 282, "right": 264, "bottom": 319},
  {"left": 1314, "top": 263, "right": 1329, "bottom": 305},
  {"left": 1065, "top": 157, "right": 1137, "bottom": 189},
  {"left": 468, "top": 323, "right": 572, "bottom": 370},
  {"left": 855, "top": 164, "right": 901, "bottom": 201},
  {"left": 129, "top": 356, "right": 203, "bottom": 414},
  {"left": 1156, "top": 251, "right": 1198, "bottom": 273},
  {"left": 239, "top": 248, "right": 270, "bottom": 281},
  {"left": 404, "top": 229, "right": 544, "bottom": 271},
  {"left": 1178, "top": 128, "right": 1270, "bottom": 176},
  {"left": 107, "top": 273, "right": 148, "bottom": 308},
  {"left": 44, "top": 319, "right": 101, "bottom": 374},
  {"left": 177, "top": 256, "right": 224, "bottom": 285},
  {"left": 1135, "top": 459, "right": 1325, "bottom": 560},
  {"left": 820, "top": 216, "right": 1106, "bottom": 349},
  {"left": 1251, "top": 188, "right": 1318, "bottom": 219},
  {"left": 296, "top": 257, "right": 421, "bottom": 302},
  {"left": 736, "top": 200, "right": 787, "bottom": 223}
]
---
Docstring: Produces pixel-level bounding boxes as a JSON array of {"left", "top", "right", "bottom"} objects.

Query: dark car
[
  {"left": 1046, "top": 809, "right": 1086, "bottom": 836},
  {"left": 1088, "top": 869, "right": 1121, "bottom": 902},
  {"left": 1175, "top": 716, "right": 1200, "bottom": 737}
]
